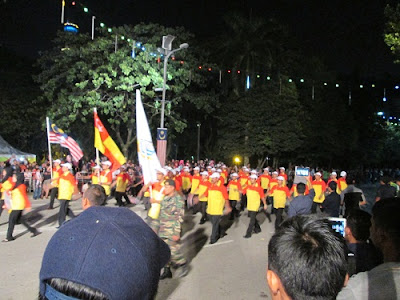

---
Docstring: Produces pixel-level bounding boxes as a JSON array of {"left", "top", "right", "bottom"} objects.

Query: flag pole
[
  {"left": 94, "top": 108, "right": 101, "bottom": 180},
  {"left": 46, "top": 117, "right": 53, "bottom": 179}
]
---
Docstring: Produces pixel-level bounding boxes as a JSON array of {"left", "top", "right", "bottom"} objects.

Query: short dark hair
[
  {"left": 38, "top": 278, "right": 109, "bottom": 300},
  {"left": 346, "top": 209, "right": 371, "bottom": 241},
  {"left": 83, "top": 184, "right": 106, "bottom": 206},
  {"left": 268, "top": 215, "right": 347, "bottom": 300},
  {"left": 372, "top": 198, "right": 400, "bottom": 248},
  {"left": 296, "top": 183, "right": 306, "bottom": 194},
  {"left": 164, "top": 179, "right": 176, "bottom": 188},
  {"left": 328, "top": 181, "right": 337, "bottom": 192}
]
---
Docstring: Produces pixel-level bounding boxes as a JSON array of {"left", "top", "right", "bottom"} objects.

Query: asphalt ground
[{"left": 0, "top": 184, "right": 378, "bottom": 300}]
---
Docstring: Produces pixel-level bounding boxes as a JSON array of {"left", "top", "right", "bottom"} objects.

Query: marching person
[
  {"left": 99, "top": 161, "right": 113, "bottom": 201},
  {"left": 0, "top": 167, "right": 14, "bottom": 219},
  {"left": 227, "top": 172, "right": 242, "bottom": 220},
  {"left": 158, "top": 179, "right": 188, "bottom": 279},
  {"left": 243, "top": 174, "right": 267, "bottom": 238},
  {"left": 57, "top": 163, "right": 79, "bottom": 227},
  {"left": 48, "top": 159, "right": 63, "bottom": 210},
  {"left": 311, "top": 172, "right": 326, "bottom": 213},
  {"left": 3, "top": 172, "right": 40, "bottom": 242},
  {"left": 113, "top": 165, "right": 130, "bottom": 207},
  {"left": 204, "top": 173, "right": 231, "bottom": 244},
  {"left": 197, "top": 171, "right": 211, "bottom": 224},
  {"left": 267, "top": 176, "right": 290, "bottom": 229}
]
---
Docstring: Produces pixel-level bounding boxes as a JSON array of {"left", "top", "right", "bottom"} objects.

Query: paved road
[{"left": 0, "top": 184, "right": 378, "bottom": 300}]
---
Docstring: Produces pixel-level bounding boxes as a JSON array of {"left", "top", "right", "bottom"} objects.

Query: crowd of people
[{"left": 1, "top": 155, "right": 399, "bottom": 299}]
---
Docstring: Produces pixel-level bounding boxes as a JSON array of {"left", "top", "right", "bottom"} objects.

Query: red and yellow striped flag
[{"left": 94, "top": 109, "right": 126, "bottom": 171}]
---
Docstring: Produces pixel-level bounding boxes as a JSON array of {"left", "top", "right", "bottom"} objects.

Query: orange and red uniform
[
  {"left": 243, "top": 185, "right": 264, "bottom": 211},
  {"left": 312, "top": 179, "right": 326, "bottom": 203},
  {"left": 204, "top": 183, "right": 228, "bottom": 215},
  {"left": 269, "top": 185, "right": 290, "bottom": 209}
]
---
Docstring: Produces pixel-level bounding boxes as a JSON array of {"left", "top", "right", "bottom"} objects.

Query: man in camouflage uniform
[{"left": 159, "top": 179, "right": 188, "bottom": 279}]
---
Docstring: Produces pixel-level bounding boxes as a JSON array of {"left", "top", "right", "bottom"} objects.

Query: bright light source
[
  {"left": 300, "top": 79, "right": 304, "bottom": 83},
  {"left": 372, "top": 84, "right": 375, "bottom": 87},
  {"left": 100, "top": 23, "right": 105, "bottom": 27},
  {"left": 377, "top": 112, "right": 384, "bottom": 116},
  {"left": 267, "top": 76, "right": 271, "bottom": 80},
  {"left": 246, "top": 75, "right": 250, "bottom": 89},
  {"left": 83, "top": 7, "right": 89, "bottom": 13},
  {"left": 107, "top": 28, "right": 112, "bottom": 33},
  {"left": 288, "top": 79, "right": 293, "bottom": 83},
  {"left": 360, "top": 85, "right": 363, "bottom": 88},
  {"left": 383, "top": 97, "right": 387, "bottom": 102},
  {"left": 324, "top": 82, "right": 327, "bottom": 86},
  {"left": 336, "top": 84, "right": 339, "bottom": 88},
  {"left": 396, "top": 86, "right": 399, "bottom": 89},
  {"left": 121, "top": 36, "right": 125, "bottom": 40}
]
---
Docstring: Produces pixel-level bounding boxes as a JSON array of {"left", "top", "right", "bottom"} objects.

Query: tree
[
  {"left": 384, "top": 4, "right": 400, "bottom": 63},
  {"left": 35, "top": 23, "right": 198, "bottom": 158}
]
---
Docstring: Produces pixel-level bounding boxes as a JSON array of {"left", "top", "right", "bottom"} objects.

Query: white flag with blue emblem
[{"left": 136, "top": 89, "right": 162, "bottom": 184}]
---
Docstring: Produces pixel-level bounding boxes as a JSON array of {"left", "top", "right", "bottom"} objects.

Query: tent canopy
[{"left": 0, "top": 135, "right": 36, "bottom": 163}]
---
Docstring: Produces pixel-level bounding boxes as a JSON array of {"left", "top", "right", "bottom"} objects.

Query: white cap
[
  {"left": 217, "top": 168, "right": 222, "bottom": 172},
  {"left": 101, "top": 161, "right": 112, "bottom": 166},
  {"left": 210, "top": 172, "right": 220, "bottom": 179},
  {"left": 315, "top": 172, "right": 322, "bottom": 176},
  {"left": 263, "top": 167, "right": 269, "bottom": 171},
  {"left": 222, "top": 165, "right": 227, "bottom": 168},
  {"left": 231, "top": 172, "right": 238, "bottom": 177},
  {"left": 201, "top": 171, "right": 209, "bottom": 176},
  {"left": 53, "top": 159, "right": 61, "bottom": 164},
  {"left": 92, "top": 165, "right": 101, "bottom": 169},
  {"left": 155, "top": 167, "right": 167, "bottom": 175},
  {"left": 251, "top": 170, "right": 257, "bottom": 174},
  {"left": 61, "top": 162, "right": 72, "bottom": 169},
  {"left": 211, "top": 168, "right": 216, "bottom": 172},
  {"left": 272, "top": 171, "right": 278, "bottom": 175},
  {"left": 164, "top": 166, "right": 173, "bottom": 171},
  {"left": 250, "top": 174, "right": 258, "bottom": 179},
  {"left": 331, "top": 171, "right": 337, "bottom": 176},
  {"left": 183, "top": 167, "right": 189, "bottom": 171},
  {"left": 194, "top": 167, "right": 200, "bottom": 171},
  {"left": 340, "top": 171, "right": 347, "bottom": 177},
  {"left": 243, "top": 167, "right": 249, "bottom": 172},
  {"left": 277, "top": 176, "right": 285, "bottom": 181},
  {"left": 206, "top": 166, "right": 211, "bottom": 169},
  {"left": 279, "top": 167, "right": 285, "bottom": 170}
]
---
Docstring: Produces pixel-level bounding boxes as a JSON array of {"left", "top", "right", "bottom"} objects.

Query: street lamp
[
  {"left": 156, "top": 35, "right": 189, "bottom": 166},
  {"left": 197, "top": 123, "right": 201, "bottom": 163}
]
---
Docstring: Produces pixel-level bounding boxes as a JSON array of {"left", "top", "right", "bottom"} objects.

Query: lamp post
[
  {"left": 156, "top": 35, "right": 189, "bottom": 166},
  {"left": 197, "top": 123, "right": 201, "bottom": 163}
]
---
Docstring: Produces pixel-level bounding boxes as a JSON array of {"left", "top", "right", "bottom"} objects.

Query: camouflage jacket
[{"left": 159, "top": 192, "right": 185, "bottom": 239}]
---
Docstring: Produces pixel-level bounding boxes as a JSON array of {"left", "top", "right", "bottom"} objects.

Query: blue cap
[{"left": 39, "top": 207, "right": 170, "bottom": 299}]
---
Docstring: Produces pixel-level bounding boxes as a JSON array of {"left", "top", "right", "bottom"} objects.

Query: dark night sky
[{"left": 1, "top": 0, "right": 400, "bottom": 78}]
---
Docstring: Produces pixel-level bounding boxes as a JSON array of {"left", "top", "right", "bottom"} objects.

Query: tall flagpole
[
  {"left": 46, "top": 117, "right": 54, "bottom": 179},
  {"left": 61, "top": 0, "right": 65, "bottom": 24},
  {"left": 93, "top": 108, "right": 101, "bottom": 180}
]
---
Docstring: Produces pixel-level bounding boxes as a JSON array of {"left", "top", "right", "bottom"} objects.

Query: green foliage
[
  {"left": 384, "top": 4, "right": 400, "bottom": 63},
  {"left": 35, "top": 23, "right": 196, "bottom": 157}
]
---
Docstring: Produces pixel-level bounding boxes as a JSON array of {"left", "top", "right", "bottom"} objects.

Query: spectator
[
  {"left": 337, "top": 198, "right": 400, "bottom": 299},
  {"left": 82, "top": 184, "right": 106, "bottom": 210},
  {"left": 375, "top": 176, "right": 396, "bottom": 202},
  {"left": 267, "top": 215, "right": 348, "bottom": 300},
  {"left": 345, "top": 209, "right": 382, "bottom": 276},
  {"left": 39, "top": 206, "right": 171, "bottom": 300},
  {"left": 340, "top": 175, "right": 366, "bottom": 217},
  {"left": 287, "top": 181, "right": 315, "bottom": 218},
  {"left": 320, "top": 181, "right": 341, "bottom": 217}
]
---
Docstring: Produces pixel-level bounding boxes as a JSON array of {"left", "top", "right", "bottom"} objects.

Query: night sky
[{"left": 1, "top": 0, "right": 400, "bottom": 78}]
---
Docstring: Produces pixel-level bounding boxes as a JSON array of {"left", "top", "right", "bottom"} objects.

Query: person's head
[
  {"left": 155, "top": 167, "right": 167, "bottom": 181},
  {"left": 345, "top": 174, "right": 356, "bottom": 185},
  {"left": 328, "top": 181, "right": 337, "bottom": 193},
  {"left": 250, "top": 174, "right": 257, "bottom": 184},
  {"left": 296, "top": 183, "right": 306, "bottom": 195},
  {"left": 193, "top": 166, "right": 200, "bottom": 174},
  {"left": 279, "top": 167, "right": 285, "bottom": 174},
  {"left": 370, "top": 198, "right": 400, "bottom": 261},
  {"left": 101, "top": 161, "right": 111, "bottom": 170},
  {"left": 263, "top": 167, "right": 269, "bottom": 174},
  {"left": 201, "top": 171, "right": 209, "bottom": 180},
  {"left": 53, "top": 159, "right": 61, "bottom": 167},
  {"left": 267, "top": 215, "right": 348, "bottom": 300},
  {"left": 12, "top": 172, "right": 25, "bottom": 187},
  {"left": 315, "top": 172, "right": 322, "bottom": 180},
  {"left": 380, "top": 176, "right": 392, "bottom": 185},
  {"left": 61, "top": 163, "right": 72, "bottom": 173},
  {"left": 82, "top": 184, "right": 107, "bottom": 210},
  {"left": 340, "top": 171, "right": 347, "bottom": 178},
  {"left": 164, "top": 179, "right": 176, "bottom": 196},
  {"left": 277, "top": 176, "right": 284, "bottom": 186},
  {"left": 330, "top": 172, "right": 337, "bottom": 179},
  {"left": 345, "top": 209, "right": 372, "bottom": 243},
  {"left": 39, "top": 207, "right": 171, "bottom": 300},
  {"left": 272, "top": 171, "right": 278, "bottom": 179},
  {"left": 210, "top": 172, "right": 220, "bottom": 184}
]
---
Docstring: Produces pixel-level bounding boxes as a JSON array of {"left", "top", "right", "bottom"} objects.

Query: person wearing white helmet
[
  {"left": 266, "top": 176, "right": 290, "bottom": 229},
  {"left": 221, "top": 165, "right": 229, "bottom": 185},
  {"left": 48, "top": 159, "right": 63, "bottom": 210},
  {"left": 239, "top": 168, "right": 250, "bottom": 211},
  {"left": 268, "top": 171, "right": 279, "bottom": 214},
  {"left": 337, "top": 171, "right": 348, "bottom": 194},
  {"left": 279, "top": 167, "right": 288, "bottom": 186},
  {"left": 203, "top": 173, "right": 231, "bottom": 244},
  {"left": 311, "top": 172, "right": 327, "bottom": 213},
  {"left": 243, "top": 174, "right": 268, "bottom": 238},
  {"left": 259, "top": 168, "right": 271, "bottom": 194},
  {"left": 197, "top": 171, "right": 211, "bottom": 224},
  {"left": 99, "top": 161, "right": 113, "bottom": 200},
  {"left": 188, "top": 167, "right": 201, "bottom": 212},
  {"left": 227, "top": 173, "right": 242, "bottom": 220},
  {"left": 57, "top": 163, "right": 79, "bottom": 227}
]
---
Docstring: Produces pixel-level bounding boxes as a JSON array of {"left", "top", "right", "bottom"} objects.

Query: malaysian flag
[
  {"left": 47, "top": 118, "right": 84, "bottom": 162},
  {"left": 156, "top": 128, "right": 167, "bottom": 167}
]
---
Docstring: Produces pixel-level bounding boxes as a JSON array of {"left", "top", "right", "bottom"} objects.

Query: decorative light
[
  {"left": 208, "top": 67, "right": 212, "bottom": 71},
  {"left": 257, "top": 75, "right": 260, "bottom": 78},
  {"left": 360, "top": 85, "right": 363, "bottom": 88},
  {"left": 198, "top": 66, "right": 202, "bottom": 69},
  {"left": 288, "top": 79, "right": 293, "bottom": 83},
  {"left": 267, "top": 76, "right": 271, "bottom": 80},
  {"left": 227, "top": 70, "right": 231, "bottom": 73},
  {"left": 396, "top": 86, "right": 399, "bottom": 89},
  {"left": 246, "top": 75, "right": 250, "bottom": 89},
  {"left": 136, "top": 42, "right": 141, "bottom": 47},
  {"left": 377, "top": 112, "right": 384, "bottom": 116},
  {"left": 83, "top": 7, "right": 89, "bottom": 13},
  {"left": 100, "top": 23, "right": 105, "bottom": 27},
  {"left": 383, "top": 97, "right": 387, "bottom": 102},
  {"left": 324, "top": 82, "right": 327, "bottom": 86},
  {"left": 336, "top": 84, "right": 339, "bottom": 88},
  {"left": 300, "top": 79, "right": 304, "bottom": 83},
  {"left": 107, "top": 28, "right": 112, "bottom": 33},
  {"left": 237, "top": 70, "right": 241, "bottom": 74},
  {"left": 121, "top": 36, "right": 125, "bottom": 40},
  {"left": 372, "top": 84, "right": 375, "bottom": 87}
]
